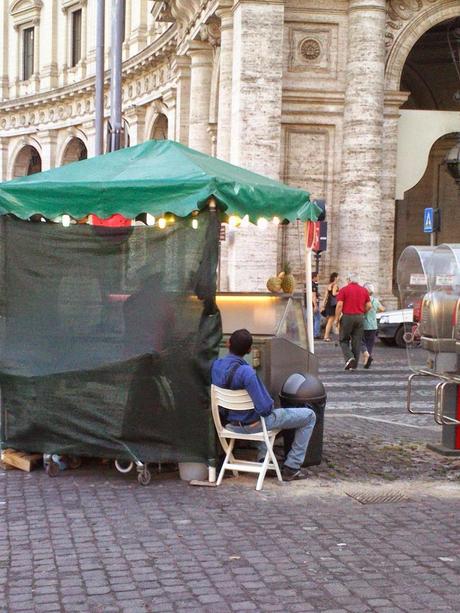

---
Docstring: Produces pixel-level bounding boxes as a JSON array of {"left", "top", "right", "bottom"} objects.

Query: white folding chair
[{"left": 211, "top": 384, "right": 283, "bottom": 491}]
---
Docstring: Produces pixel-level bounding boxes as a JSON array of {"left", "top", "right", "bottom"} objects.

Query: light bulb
[
  {"left": 192, "top": 218, "right": 198, "bottom": 229},
  {"left": 257, "top": 217, "right": 268, "bottom": 230},
  {"left": 272, "top": 216, "right": 280, "bottom": 226},
  {"left": 62, "top": 215, "right": 70, "bottom": 227},
  {"left": 158, "top": 217, "right": 166, "bottom": 229},
  {"left": 145, "top": 214, "right": 155, "bottom": 226},
  {"left": 228, "top": 215, "right": 240, "bottom": 228}
]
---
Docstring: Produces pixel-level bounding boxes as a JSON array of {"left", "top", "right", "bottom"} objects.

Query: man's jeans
[
  {"left": 226, "top": 407, "right": 316, "bottom": 470},
  {"left": 313, "top": 308, "right": 321, "bottom": 338},
  {"left": 339, "top": 313, "right": 364, "bottom": 363}
]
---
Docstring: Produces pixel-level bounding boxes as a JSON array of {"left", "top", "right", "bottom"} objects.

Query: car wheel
[{"left": 395, "top": 325, "right": 406, "bottom": 348}]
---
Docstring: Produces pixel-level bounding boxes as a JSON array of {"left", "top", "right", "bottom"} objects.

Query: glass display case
[
  {"left": 397, "top": 245, "right": 435, "bottom": 373},
  {"left": 425, "top": 244, "right": 460, "bottom": 373},
  {"left": 216, "top": 293, "right": 317, "bottom": 404}
]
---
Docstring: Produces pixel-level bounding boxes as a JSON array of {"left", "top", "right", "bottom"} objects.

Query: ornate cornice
[
  {"left": 10, "top": 0, "right": 43, "bottom": 27},
  {"left": 0, "top": 24, "right": 177, "bottom": 135},
  {"left": 385, "top": 0, "right": 441, "bottom": 54}
]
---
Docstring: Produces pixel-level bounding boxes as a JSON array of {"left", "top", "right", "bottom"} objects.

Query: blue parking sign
[{"left": 423, "top": 208, "right": 434, "bottom": 233}]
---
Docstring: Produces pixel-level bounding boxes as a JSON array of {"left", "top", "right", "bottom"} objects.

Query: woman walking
[
  {"left": 322, "top": 272, "right": 339, "bottom": 341},
  {"left": 361, "top": 282, "right": 384, "bottom": 369}
]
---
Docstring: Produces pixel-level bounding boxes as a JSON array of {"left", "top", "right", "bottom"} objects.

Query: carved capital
[{"left": 199, "top": 17, "right": 221, "bottom": 48}]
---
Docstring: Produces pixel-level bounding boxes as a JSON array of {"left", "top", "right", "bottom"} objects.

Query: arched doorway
[
  {"left": 61, "top": 137, "right": 88, "bottom": 165},
  {"left": 151, "top": 113, "right": 168, "bottom": 140},
  {"left": 394, "top": 16, "right": 460, "bottom": 268},
  {"left": 12, "top": 145, "right": 42, "bottom": 178}
]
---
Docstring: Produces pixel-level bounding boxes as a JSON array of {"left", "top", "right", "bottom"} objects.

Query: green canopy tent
[
  {"left": 0, "top": 140, "right": 318, "bottom": 480},
  {"left": 0, "top": 139, "right": 319, "bottom": 222}
]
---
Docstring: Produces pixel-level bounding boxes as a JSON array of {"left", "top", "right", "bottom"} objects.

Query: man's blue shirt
[{"left": 211, "top": 353, "right": 273, "bottom": 424}]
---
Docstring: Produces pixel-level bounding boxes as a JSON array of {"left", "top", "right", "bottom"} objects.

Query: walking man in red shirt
[{"left": 334, "top": 273, "right": 372, "bottom": 370}]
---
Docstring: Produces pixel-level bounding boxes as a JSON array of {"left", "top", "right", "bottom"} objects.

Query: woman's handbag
[{"left": 320, "top": 291, "right": 331, "bottom": 317}]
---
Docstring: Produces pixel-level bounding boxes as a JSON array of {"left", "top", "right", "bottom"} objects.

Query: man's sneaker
[
  {"left": 282, "top": 466, "right": 308, "bottom": 481},
  {"left": 344, "top": 358, "right": 357, "bottom": 370}
]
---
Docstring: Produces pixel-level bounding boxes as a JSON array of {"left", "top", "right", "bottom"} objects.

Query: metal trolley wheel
[
  {"left": 114, "top": 459, "right": 134, "bottom": 474},
  {"left": 46, "top": 460, "right": 60, "bottom": 478},
  {"left": 137, "top": 468, "right": 151, "bottom": 486}
]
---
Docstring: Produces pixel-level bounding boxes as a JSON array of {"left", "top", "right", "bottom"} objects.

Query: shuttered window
[
  {"left": 23, "top": 27, "right": 34, "bottom": 81},
  {"left": 71, "top": 9, "right": 82, "bottom": 67}
]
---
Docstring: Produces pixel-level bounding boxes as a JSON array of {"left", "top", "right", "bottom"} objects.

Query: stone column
[
  {"left": 39, "top": 0, "right": 58, "bottom": 90},
  {"left": 187, "top": 41, "right": 214, "bottom": 154},
  {"left": 172, "top": 55, "right": 191, "bottom": 145},
  {"left": 216, "top": 4, "right": 233, "bottom": 161},
  {"left": 40, "top": 130, "right": 57, "bottom": 171},
  {"left": 82, "top": 120, "right": 96, "bottom": 158},
  {"left": 125, "top": 107, "right": 146, "bottom": 146},
  {"left": 162, "top": 88, "right": 177, "bottom": 141},
  {"left": 230, "top": 0, "right": 284, "bottom": 178},
  {"left": 338, "top": 0, "right": 386, "bottom": 288},
  {"left": 225, "top": 0, "right": 285, "bottom": 291},
  {"left": 0, "top": 1, "right": 8, "bottom": 99},
  {"left": 379, "top": 90, "right": 410, "bottom": 307},
  {"left": 0, "top": 138, "right": 9, "bottom": 182},
  {"left": 128, "top": 0, "right": 148, "bottom": 54}
]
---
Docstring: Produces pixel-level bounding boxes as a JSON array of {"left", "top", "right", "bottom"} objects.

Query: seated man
[{"left": 211, "top": 328, "right": 316, "bottom": 481}]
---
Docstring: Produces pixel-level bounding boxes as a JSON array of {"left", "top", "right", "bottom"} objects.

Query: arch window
[
  {"left": 12, "top": 145, "right": 42, "bottom": 178},
  {"left": 61, "top": 137, "right": 87, "bottom": 165},
  {"left": 151, "top": 114, "right": 168, "bottom": 140}
]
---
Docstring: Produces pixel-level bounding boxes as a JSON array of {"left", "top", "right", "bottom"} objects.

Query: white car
[{"left": 377, "top": 308, "right": 414, "bottom": 348}]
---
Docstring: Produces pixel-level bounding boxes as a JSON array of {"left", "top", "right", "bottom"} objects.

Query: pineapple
[
  {"left": 266, "top": 275, "right": 282, "bottom": 293},
  {"left": 281, "top": 262, "right": 296, "bottom": 294}
]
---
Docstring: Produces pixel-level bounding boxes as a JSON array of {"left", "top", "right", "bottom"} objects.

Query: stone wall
[{"left": 1, "top": 0, "right": 459, "bottom": 301}]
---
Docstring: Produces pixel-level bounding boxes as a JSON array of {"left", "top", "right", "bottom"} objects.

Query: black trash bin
[{"left": 279, "top": 372, "right": 327, "bottom": 467}]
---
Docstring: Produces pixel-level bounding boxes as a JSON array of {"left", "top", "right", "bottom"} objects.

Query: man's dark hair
[{"left": 229, "top": 328, "right": 253, "bottom": 356}]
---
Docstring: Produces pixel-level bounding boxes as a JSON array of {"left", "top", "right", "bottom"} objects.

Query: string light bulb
[
  {"left": 158, "top": 217, "right": 167, "bottom": 229},
  {"left": 257, "top": 217, "right": 268, "bottom": 230},
  {"left": 228, "top": 215, "right": 241, "bottom": 228},
  {"left": 145, "top": 214, "right": 155, "bottom": 226},
  {"left": 61, "top": 215, "right": 71, "bottom": 227},
  {"left": 272, "top": 216, "right": 280, "bottom": 226}
]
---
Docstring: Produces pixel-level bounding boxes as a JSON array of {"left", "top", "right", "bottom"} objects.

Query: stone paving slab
[{"left": 1, "top": 343, "right": 460, "bottom": 612}]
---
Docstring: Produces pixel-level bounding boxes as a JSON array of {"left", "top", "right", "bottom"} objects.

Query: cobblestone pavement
[{"left": 1, "top": 342, "right": 460, "bottom": 613}]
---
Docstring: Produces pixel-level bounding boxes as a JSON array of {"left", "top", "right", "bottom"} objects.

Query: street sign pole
[
  {"left": 305, "top": 246, "right": 314, "bottom": 354},
  {"left": 304, "top": 222, "right": 316, "bottom": 354}
]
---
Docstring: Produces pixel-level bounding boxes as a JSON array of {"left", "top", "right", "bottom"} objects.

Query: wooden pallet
[{"left": 1, "top": 449, "right": 42, "bottom": 472}]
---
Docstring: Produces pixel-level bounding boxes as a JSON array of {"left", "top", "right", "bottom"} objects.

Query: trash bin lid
[{"left": 280, "top": 372, "right": 326, "bottom": 402}]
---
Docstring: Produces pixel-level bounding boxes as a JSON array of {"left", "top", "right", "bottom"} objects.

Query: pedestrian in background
[
  {"left": 361, "top": 282, "right": 385, "bottom": 369},
  {"left": 312, "top": 272, "right": 321, "bottom": 339},
  {"left": 334, "top": 273, "right": 371, "bottom": 370},
  {"left": 321, "top": 272, "right": 339, "bottom": 342}
]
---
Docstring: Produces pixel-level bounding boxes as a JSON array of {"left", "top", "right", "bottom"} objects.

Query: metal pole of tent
[
  {"left": 110, "top": 0, "right": 125, "bottom": 152},
  {"left": 95, "top": 0, "right": 105, "bottom": 156},
  {"left": 305, "top": 245, "right": 314, "bottom": 354},
  {"left": 207, "top": 196, "right": 217, "bottom": 483}
]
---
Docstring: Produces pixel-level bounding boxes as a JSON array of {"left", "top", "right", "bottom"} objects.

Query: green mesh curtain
[{"left": 0, "top": 212, "right": 221, "bottom": 463}]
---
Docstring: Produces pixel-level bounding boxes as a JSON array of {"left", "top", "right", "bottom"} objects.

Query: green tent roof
[{"left": 0, "top": 139, "right": 319, "bottom": 222}]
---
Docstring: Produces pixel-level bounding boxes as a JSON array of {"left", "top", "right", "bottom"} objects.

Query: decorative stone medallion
[
  {"left": 300, "top": 38, "right": 321, "bottom": 62},
  {"left": 289, "top": 26, "right": 338, "bottom": 77}
]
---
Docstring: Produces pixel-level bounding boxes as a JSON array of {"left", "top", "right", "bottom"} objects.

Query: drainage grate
[{"left": 345, "top": 490, "right": 410, "bottom": 505}]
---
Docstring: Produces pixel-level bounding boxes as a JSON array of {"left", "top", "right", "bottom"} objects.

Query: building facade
[{"left": 0, "top": 0, "right": 459, "bottom": 303}]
